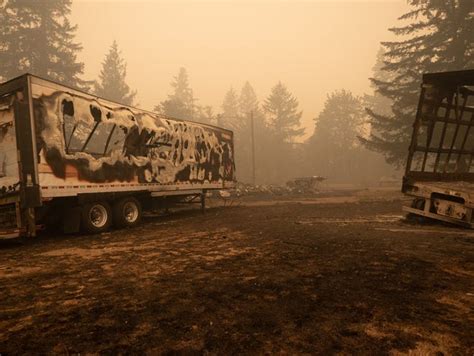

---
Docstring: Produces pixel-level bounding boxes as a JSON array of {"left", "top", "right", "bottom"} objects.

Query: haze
[{"left": 71, "top": 0, "right": 409, "bottom": 139}]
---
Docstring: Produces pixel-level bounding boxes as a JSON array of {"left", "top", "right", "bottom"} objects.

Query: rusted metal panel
[
  {"left": 423, "top": 70, "right": 474, "bottom": 86},
  {"left": 404, "top": 72, "right": 474, "bottom": 181},
  {"left": 16, "top": 75, "right": 41, "bottom": 208},
  {"left": 403, "top": 205, "right": 474, "bottom": 229},
  {"left": 403, "top": 70, "right": 474, "bottom": 228},
  {"left": 0, "top": 74, "right": 41, "bottom": 208}
]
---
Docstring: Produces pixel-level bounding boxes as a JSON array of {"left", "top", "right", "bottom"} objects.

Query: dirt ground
[{"left": 0, "top": 188, "right": 473, "bottom": 355}]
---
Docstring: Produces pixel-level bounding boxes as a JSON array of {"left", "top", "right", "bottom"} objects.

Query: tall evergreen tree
[
  {"left": 363, "top": 47, "right": 393, "bottom": 118},
  {"left": 156, "top": 67, "right": 195, "bottom": 119},
  {"left": 239, "top": 83, "right": 267, "bottom": 147},
  {"left": 260, "top": 82, "right": 304, "bottom": 183},
  {"left": 361, "top": 0, "right": 474, "bottom": 166},
  {"left": 195, "top": 105, "right": 215, "bottom": 125},
  {"left": 239, "top": 81, "right": 259, "bottom": 116},
  {"left": 263, "top": 82, "right": 304, "bottom": 143},
  {"left": 220, "top": 83, "right": 270, "bottom": 184},
  {"left": 94, "top": 41, "right": 136, "bottom": 105},
  {"left": 237, "top": 81, "right": 270, "bottom": 183},
  {"left": 220, "top": 87, "right": 240, "bottom": 129},
  {"left": 311, "top": 90, "right": 364, "bottom": 151},
  {"left": 0, "top": 0, "right": 85, "bottom": 87},
  {"left": 308, "top": 90, "right": 393, "bottom": 182}
]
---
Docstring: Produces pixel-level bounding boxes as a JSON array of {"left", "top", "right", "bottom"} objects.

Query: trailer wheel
[
  {"left": 411, "top": 198, "right": 425, "bottom": 210},
  {"left": 81, "top": 202, "right": 112, "bottom": 234},
  {"left": 113, "top": 197, "right": 142, "bottom": 228},
  {"left": 407, "top": 198, "right": 428, "bottom": 224}
]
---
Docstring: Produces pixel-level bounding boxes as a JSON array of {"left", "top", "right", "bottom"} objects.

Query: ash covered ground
[{"left": 0, "top": 188, "right": 473, "bottom": 354}]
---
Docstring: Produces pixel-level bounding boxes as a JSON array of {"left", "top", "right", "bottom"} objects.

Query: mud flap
[{"left": 63, "top": 206, "right": 81, "bottom": 234}]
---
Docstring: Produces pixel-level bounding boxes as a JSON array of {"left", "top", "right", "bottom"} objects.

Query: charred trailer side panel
[
  {"left": 0, "top": 74, "right": 236, "bottom": 237},
  {"left": 402, "top": 70, "right": 474, "bottom": 228},
  {"left": 0, "top": 76, "right": 41, "bottom": 237}
]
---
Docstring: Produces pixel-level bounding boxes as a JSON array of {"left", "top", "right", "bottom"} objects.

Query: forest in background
[{"left": 0, "top": 0, "right": 472, "bottom": 185}]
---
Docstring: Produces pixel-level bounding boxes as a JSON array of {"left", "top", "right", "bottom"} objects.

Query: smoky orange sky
[{"left": 71, "top": 0, "right": 409, "bottom": 140}]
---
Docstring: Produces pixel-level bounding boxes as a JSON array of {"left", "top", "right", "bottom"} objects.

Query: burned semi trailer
[
  {"left": 0, "top": 74, "right": 235, "bottom": 237},
  {"left": 402, "top": 70, "right": 474, "bottom": 227}
]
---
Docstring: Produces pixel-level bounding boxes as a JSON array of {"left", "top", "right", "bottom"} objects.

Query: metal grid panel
[{"left": 405, "top": 72, "right": 474, "bottom": 181}]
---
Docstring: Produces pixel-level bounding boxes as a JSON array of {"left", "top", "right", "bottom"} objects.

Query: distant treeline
[{"left": 1, "top": 0, "right": 472, "bottom": 185}]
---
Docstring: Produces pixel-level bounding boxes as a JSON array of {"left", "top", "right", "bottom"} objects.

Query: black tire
[
  {"left": 112, "top": 197, "right": 142, "bottom": 228},
  {"left": 81, "top": 201, "right": 112, "bottom": 234}
]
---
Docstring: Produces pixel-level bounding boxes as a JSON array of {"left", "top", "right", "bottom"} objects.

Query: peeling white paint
[{"left": 32, "top": 82, "right": 234, "bottom": 186}]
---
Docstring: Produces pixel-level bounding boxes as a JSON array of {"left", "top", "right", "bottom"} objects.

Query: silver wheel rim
[
  {"left": 89, "top": 204, "right": 108, "bottom": 228},
  {"left": 123, "top": 201, "right": 139, "bottom": 223}
]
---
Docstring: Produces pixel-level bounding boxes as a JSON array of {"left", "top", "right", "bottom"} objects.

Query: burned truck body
[
  {"left": 0, "top": 74, "right": 235, "bottom": 237},
  {"left": 403, "top": 70, "right": 474, "bottom": 227}
]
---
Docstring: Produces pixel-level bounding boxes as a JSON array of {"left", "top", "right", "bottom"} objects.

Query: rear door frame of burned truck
[
  {"left": 0, "top": 74, "right": 235, "bottom": 237},
  {"left": 402, "top": 69, "right": 474, "bottom": 228}
]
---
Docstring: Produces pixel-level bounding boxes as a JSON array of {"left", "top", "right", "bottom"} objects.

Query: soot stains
[
  {"left": 90, "top": 105, "right": 102, "bottom": 122},
  {"left": 35, "top": 92, "right": 235, "bottom": 185}
]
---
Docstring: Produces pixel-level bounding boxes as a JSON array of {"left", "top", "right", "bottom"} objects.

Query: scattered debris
[
  {"left": 233, "top": 176, "right": 326, "bottom": 197},
  {"left": 286, "top": 176, "right": 326, "bottom": 194}
]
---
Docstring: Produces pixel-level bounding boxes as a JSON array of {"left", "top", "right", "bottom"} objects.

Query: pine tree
[
  {"left": 310, "top": 90, "right": 364, "bottom": 151},
  {"left": 220, "top": 87, "right": 240, "bottom": 129},
  {"left": 308, "top": 90, "right": 380, "bottom": 181},
  {"left": 260, "top": 82, "right": 304, "bottom": 183},
  {"left": 238, "top": 82, "right": 272, "bottom": 184},
  {"left": 361, "top": 0, "right": 474, "bottom": 166},
  {"left": 156, "top": 67, "right": 195, "bottom": 119},
  {"left": 263, "top": 82, "right": 304, "bottom": 143},
  {"left": 195, "top": 105, "right": 215, "bottom": 125},
  {"left": 363, "top": 47, "right": 393, "bottom": 118},
  {"left": 239, "top": 81, "right": 260, "bottom": 122},
  {"left": 0, "top": 0, "right": 85, "bottom": 88},
  {"left": 238, "top": 81, "right": 266, "bottom": 140},
  {"left": 219, "top": 83, "right": 269, "bottom": 184},
  {"left": 94, "top": 41, "right": 136, "bottom": 106}
]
